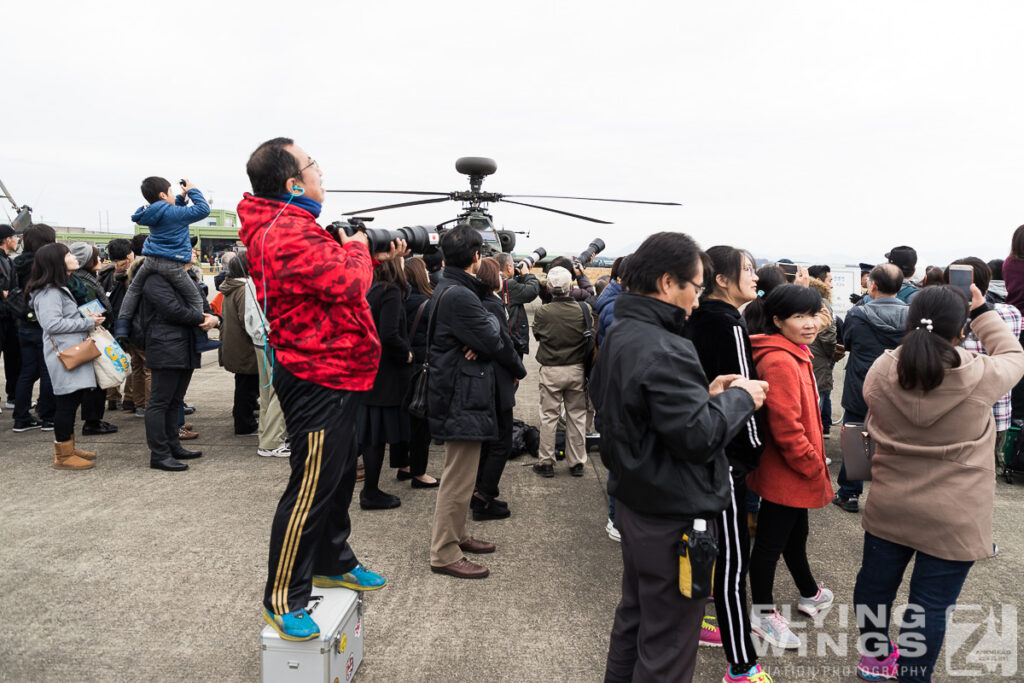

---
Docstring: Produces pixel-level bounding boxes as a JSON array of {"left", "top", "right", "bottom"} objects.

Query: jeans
[
  {"left": 14, "top": 327, "right": 55, "bottom": 423},
  {"left": 838, "top": 410, "right": 865, "bottom": 498},
  {"left": 853, "top": 532, "right": 973, "bottom": 683},
  {"left": 607, "top": 472, "right": 616, "bottom": 523},
  {"left": 820, "top": 392, "right": 833, "bottom": 435}
]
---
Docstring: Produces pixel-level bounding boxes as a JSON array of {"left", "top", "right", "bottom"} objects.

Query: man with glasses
[
  {"left": 592, "top": 232, "right": 767, "bottom": 682},
  {"left": 532, "top": 266, "right": 596, "bottom": 478},
  {"left": 238, "top": 137, "right": 405, "bottom": 640}
]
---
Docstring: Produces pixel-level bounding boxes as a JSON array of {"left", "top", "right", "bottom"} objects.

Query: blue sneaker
[
  {"left": 312, "top": 563, "right": 388, "bottom": 591},
  {"left": 262, "top": 607, "right": 320, "bottom": 641}
]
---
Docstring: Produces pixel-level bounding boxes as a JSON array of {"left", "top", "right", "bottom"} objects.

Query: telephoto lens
[
  {"left": 330, "top": 220, "right": 440, "bottom": 254},
  {"left": 576, "top": 238, "right": 606, "bottom": 267},
  {"left": 518, "top": 247, "right": 547, "bottom": 269}
]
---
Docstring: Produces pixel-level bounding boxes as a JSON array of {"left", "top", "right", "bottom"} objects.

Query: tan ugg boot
[
  {"left": 70, "top": 435, "right": 96, "bottom": 461},
  {"left": 53, "top": 440, "right": 94, "bottom": 470}
]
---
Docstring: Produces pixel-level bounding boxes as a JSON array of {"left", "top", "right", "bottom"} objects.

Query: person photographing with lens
[{"left": 237, "top": 137, "right": 406, "bottom": 642}]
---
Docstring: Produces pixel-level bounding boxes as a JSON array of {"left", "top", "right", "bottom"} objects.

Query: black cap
[
  {"left": 859, "top": 262, "right": 874, "bottom": 275},
  {"left": 885, "top": 246, "right": 917, "bottom": 276},
  {"left": 0, "top": 225, "right": 18, "bottom": 240}
]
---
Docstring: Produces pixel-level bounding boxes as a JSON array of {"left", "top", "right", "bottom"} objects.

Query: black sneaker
[
  {"left": 41, "top": 421, "right": 54, "bottom": 432},
  {"left": 183, "top": 404, "right": 196, "bottom": 416},
  {"left": 532, "top": 463, "right": 554, "bottom": 478},
  {"left": 82, "top": 420, "right": 118, "bottom": 436},
  {"left": 569, "top": 464, "right": 585, "bottom": 477},
  {"left": 832, "top": 495, "right": 859, "bottom": 513},
  {"left": 13, "top": 419, "right": 42, "bottom": 432},
  {"left": 471, "top": 495, "right": 512, "bottom": 520}
]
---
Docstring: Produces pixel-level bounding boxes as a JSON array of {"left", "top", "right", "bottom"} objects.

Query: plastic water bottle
[{"left": 679, "top": 519, "right": 718, "bottom": 599}]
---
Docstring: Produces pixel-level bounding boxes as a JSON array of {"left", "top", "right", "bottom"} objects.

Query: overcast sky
[{"left": 3, "top": 2, "right": 1022, "bottom": 269}]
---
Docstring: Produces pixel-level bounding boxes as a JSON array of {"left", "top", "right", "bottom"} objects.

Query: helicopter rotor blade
[
  {"left": 326, "top": 190, "right": 450, "bottom": 196},
  {"left": 500, "top": 199, "right": 612, "bottom": 224},
  {"left": 503, "top": 194, "right": 680, "bottom": 206},
  {"left": 341, "top": 196, "right": 451, "bottom": 215}
]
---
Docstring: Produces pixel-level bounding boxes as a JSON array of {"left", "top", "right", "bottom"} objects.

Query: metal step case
[{"left": 260, "top": 589, "right": 364, "bottom": 683}]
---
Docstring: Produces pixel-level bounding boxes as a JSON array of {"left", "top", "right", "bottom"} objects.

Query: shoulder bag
[
  {"left": 406, "top": 288, "right": 453, "bottom": 419},
  {"left": 49, "top": 334, "right": 101, "bottom": 371},
  {"left": 840, "top": 420, "right": 875, "bottom": 481}
]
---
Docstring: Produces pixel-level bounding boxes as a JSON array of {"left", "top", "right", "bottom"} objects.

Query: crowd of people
[{"left": 2, "top": 141, "right": 1023, "bottom": 683}]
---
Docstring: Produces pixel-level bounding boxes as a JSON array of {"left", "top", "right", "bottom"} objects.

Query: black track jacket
[{"left": 591, "top": 293, "right": 756, "bottom": 519}]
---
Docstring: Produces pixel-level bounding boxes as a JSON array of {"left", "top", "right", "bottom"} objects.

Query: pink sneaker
[
  {"left": 699, "top": 615, "right": 723, "bottom": 647},
  {"left": 857, "top": 641, "right": 899, "bottom": 680},
  {"left": 723, "top": 663, "right": 774, "bottom": 682}
]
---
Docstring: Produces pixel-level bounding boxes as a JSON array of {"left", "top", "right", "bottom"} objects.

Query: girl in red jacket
[{"left": 746, "top": 284, "right": 836, "bottom": 650}]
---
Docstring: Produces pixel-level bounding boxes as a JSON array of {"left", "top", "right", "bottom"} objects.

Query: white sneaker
[
  {"left": 258, "top": 446, "right": 291, "bottom": 458},
  {"left": 798, "top": 583, "right": 834, "bottom": 616},
  {"left": 751, "top": 610, "right": 801, "bottom": 649},
  {"left": 605, "top": 518, "right": 621, "bottom": 542},
  {"left": 825, "top": 456, "right": 832, "bottom": 465},
  {"left": 3, "top": 401, "right": 13, "bottom": 410}
]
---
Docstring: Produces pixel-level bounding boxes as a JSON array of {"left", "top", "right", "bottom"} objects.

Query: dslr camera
[
  {"left": 516, "top": 247, "right": 546, "bottom": 274},
  {"left": 327, "top": 218, "right": 440, "bottom": 254},
  {"left": 574, "top": 238, "right": 606, "bottom": 269}
]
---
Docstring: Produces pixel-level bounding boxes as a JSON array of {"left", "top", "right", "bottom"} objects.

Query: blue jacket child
[{"left": 131, "top": 188, "right": 210, "bottom": 262}]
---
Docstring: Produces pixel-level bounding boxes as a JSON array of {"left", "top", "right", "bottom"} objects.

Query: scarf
[{"left": 259, "top": 194, "right": 323, "bottom": 219}]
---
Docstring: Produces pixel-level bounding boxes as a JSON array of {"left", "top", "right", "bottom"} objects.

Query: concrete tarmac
[{"left": 1, "top": 347, "right": 1022, "bottom": 682}]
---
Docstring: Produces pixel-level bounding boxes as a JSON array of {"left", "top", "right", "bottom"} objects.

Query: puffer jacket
[
  {"left": 863, "top": 309, "right": 1024, "bottom": 560},
  {"left": 131, "top": 188, "right": 210, "bottom": 263},
  {"left": 237, "top": 193, "right": 381, "bottom": 391},
  {"left": 140, "top": 272, "right": 205, "bottom": 370},
  {"left": 591, "top": 293, "right": 756, "bottom": 519},
  {"left": 31, "top": 285, "right": 98, "bottom": 395},
  {"left": 218, "top": 277, "right": 257, "bottom": 375},
  {"left": 595, "top": 279, "right": 622, "bottom": 346},
  {"left": 842, "top": 297, "right": 908, "bottom": 419},
  {"left": 427, "top": 267, "right": 518, "bottom": 441},
  {"left": 748, "top": 333, "right": 833, "bottom": 509}
]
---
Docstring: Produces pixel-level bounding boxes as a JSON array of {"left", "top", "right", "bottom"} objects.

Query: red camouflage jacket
[{"left": 237, "top": 193, "right": 381, "bottom": 391}]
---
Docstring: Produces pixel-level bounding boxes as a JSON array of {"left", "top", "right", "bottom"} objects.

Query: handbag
[
  {"left": 406, "top": 288, "right": 453, "bottom": 419},
  {"left": 49, "top": 334, "right": 101, "bottom": 371},
  {"left": 90, "top": 327, "right": 132, "bottom": 389},
  {"left": 840, "top": 420, "right": 875, "bottom": 481}
]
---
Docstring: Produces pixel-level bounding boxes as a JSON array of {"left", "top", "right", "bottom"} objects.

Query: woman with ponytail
[
  {"left": 851, "top": 284, "right": 1024, "bottom": 682},
  {"left": 683, "top": 246, "right": 770, "bottom": 683}
]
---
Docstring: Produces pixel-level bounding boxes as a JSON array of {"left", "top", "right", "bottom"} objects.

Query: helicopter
[
  {"left": 0, "top": 176, "right": 32, "bottom": 232},
  {"left": 326, "top": 157, "right": 680, "bottom": 255}
]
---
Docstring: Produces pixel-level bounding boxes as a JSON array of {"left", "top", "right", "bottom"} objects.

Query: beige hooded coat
[{"left": 862, "top": 310, "right": 1024, "bottom": 561}]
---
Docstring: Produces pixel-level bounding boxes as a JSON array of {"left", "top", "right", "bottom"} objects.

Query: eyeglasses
[
  {"left": 297, "top": 158, "right": 318, "bottom": 175},
  {"left": 687, "top": 278, "right": 705, "bottom": 297},
  {"left": 741, "top": 265, "right": 756, "bottom": 275}
]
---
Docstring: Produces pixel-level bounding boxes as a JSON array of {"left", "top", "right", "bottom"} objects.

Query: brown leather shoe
[
  {"left": 430, "top": 557, "right": 489, "bottom": 579},
  {"left": 458, "top": 536, "right": 496, "bottom": 554},
  {"left": 178, "top": 428, "right": 199, "bottom": 440},
  {"left": 181, "top": 423, "right": 193, "bottom": 431}
]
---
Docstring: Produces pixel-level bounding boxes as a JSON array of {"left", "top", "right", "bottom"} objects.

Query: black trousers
[
  {"left": 0, "top": 318, "right": 21, "bottom": 403},
  {"left": 476, "top": 407, "right": 513, "bottom": 500},
  {"left": 749, "top": 499, "right": 819, "bottom": 610},
  {"left": 233, "top": 373, "right": 260, "bottom": 434},
  {"left": 388, "top": 417, "right": 431, "bottom": 477},
  {"left": 14, "top": 327, "right": 55, "bottom": 423},
  {"left": 713, "top": 472, "right": 758, "bottom": 671},
  {"left": 605, "top": 501, "right": 708, "bottom": 683},
  {"left": 146, "top": 369, "right": 193, "bottom": 458},
  {"left": 1012, "top": 330, "right": 1024, "bottom": 420},
  {"left": 54, "top": 389, "right": 89, "bottom": 442},
  {"left": 80, "top": 386, "right": 106, "bottom": 423},
  {"left": 264, "top": 361, "right": 361, "bottom": 616}
]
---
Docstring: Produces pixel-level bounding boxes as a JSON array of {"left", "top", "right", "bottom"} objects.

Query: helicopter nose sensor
[{"left": 455, "top": 157, "right": 497, "bottom": 177}]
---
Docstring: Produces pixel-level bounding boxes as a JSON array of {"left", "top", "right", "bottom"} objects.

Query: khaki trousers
[
  {"left": 256, "top": 345, "right": 287, "bottom": 451},
  {"left": 430, "top": 440, "right": 481, "bottom": 567},
  {"left": 129, "top": 348, "right": 150, "bottom": 409},
  {"left": 538, "top": 363, "right": 587, "bottom": 467}
]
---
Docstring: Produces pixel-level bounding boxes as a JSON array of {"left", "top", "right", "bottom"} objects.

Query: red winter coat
[
  {"left": 237, "top": 194, "right": 381, "bottom": 391},
  {"left": 747, "top": 333, "right": 833, "bottom": 509}
]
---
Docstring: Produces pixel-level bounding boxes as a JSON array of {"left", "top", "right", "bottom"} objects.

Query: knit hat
[
  {"left": 547, "top": 266, "right": 572, "bottom": 294},
  {"left": 69, "top": 241, "right": 93, "bottom": 269}
]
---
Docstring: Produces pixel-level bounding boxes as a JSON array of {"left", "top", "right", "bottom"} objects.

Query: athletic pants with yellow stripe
[{"left": 264, "top": 362, "right": 362, "bottom": 616}]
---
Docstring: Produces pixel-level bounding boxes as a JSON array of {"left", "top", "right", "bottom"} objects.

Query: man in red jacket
[{"left": 239, "top": 137, "right": 405, "bottom": 641}]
